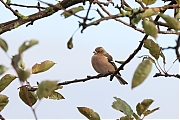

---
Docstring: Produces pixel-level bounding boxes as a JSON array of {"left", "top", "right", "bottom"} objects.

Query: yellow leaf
[
  {"left": 142, "top": 0, "right": 157, "bottom": 5},
  {"left": 67, "top": 37, "right": 73, "bottom": 49},
  {"left": 77, "top": 107, "right": 100, "bottom": 120},
  {"left": 32, "top": 60, "right": 55, "bottom": 74}
]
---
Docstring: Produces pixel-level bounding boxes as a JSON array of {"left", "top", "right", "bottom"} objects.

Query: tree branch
[
  {"left": 0, "top": 0, "right": 89, "bottom": 35},
  {"left": 153, "top": 73, "right": 180, "bottom": 79},
  {"left": 0, "top": 0, "right": 20, "bottom": 18},
  {"left": 58, "top": 72, "right": 112, "bottom": 86},
  {"left": 9, "top": 3, "right": 46, "bottom": 9},
  {"left": 175, "top": 35, "right": 180, "bottom": 62},
  {"left": 110, "top": 1, "right": 175, "bottom": 81}
]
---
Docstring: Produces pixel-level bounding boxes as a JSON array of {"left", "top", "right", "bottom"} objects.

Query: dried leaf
[
  {"left": 142, "top": 0, "right": 157, "bottom": 5},
  {"left": 143, "top": 107, "right": 160, "bottom": 116},
  {"left": 77, "top": 107, "right": 100, "bottom": 120},
  {"left": 0, "top": 74, "right": 17, "bottom": 92},
  {"left": 120, "top": 116, "right": 134, "bottom": 120},
  {"left": 136, "top": 99, "right": 154, "bottom": 116},
  {"left": 19, "top": 86, "right": 37, "bottom": 106},
  {"left": 32, "top": 60, "right": 55, "bottom": 74},
  {"left": 143, "top": 39, "right": 161, "bottom": 60},
  {"left": 67, "top": 37, "right": 73, "bottom": 49},
  {"left": 45, "top": 91, "right": 65, "bottom": 100},
  {"left": 142, "top": 8, "right": 160, "bottom": 19},
  {"left": 0, "top": 94, "right": 9, "bottom": 112}
]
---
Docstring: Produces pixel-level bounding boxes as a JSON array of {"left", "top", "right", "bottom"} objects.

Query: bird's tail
[{"left": 115, "top": 74, "right": 128, "bottom": 85}]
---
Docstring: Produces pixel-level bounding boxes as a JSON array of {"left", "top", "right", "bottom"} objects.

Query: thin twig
[
  {"left": 153, "top": 73, "right": 180, "bottom": 79},
  {"left": 110, "top": 1, "right": 174, "bottom": 80},
  {"left": 162, "top": 46, "right": 175, "bottom": 50},
  {"left": 175, "top": 35, "right": 180, "bottom": 62},
  {"left": 0, "top": 0, "right": 20, "bottom": 18},
  {"left": 40, "top": 0, "right": 93, "bottom": 20},
  {"left": 0, "top": 114, "right": 5, "bottom": 120},
  {"left": 9, "top": 3, "right": 46, "bottom": 9},
  {"left": 11, "top": 55, "right": 38, "bottom": 120},
  {"left": 58, "top": 73, "right": 112, "bottom": 86}
]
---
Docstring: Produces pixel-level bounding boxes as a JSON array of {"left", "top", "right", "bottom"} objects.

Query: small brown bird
[{"left": 91, "top": 47, "right": 128, "bottom": 85}]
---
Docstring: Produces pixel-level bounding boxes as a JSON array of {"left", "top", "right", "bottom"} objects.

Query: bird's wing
[{"left": 104, "top": 53, "right": 118, "bottom": 70}]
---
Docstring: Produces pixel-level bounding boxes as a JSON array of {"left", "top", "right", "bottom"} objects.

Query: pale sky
[{"left": 0, "top": 0, "right": 179, "bottom": 119}]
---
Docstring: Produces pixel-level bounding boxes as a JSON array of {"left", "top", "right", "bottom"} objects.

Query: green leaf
[
  {"left": 18, "top": 40, "right": 38, "bottom": 54},
  {"left": 142, "top": 0, "right": 157, "bottom": 5},
  {"left": 142, "top": 8, "right": 159, "bottom": 19},
  {"left": 132, "top": 59, "right": 152, "bottom": 89},
  {"left": 17, "top": 69, "right": 31, "bottom": 82},
  {"left": 143, "top": 39, "right": 161, "bottom": 59},
  {"left": 0, "top": 94, "right": 9, "bottom": 112},
  {"left": 37, "top": 80, "right": 58, "bottom": 99},
  {"left": 175, "top": 12, "right": 180, "bottom": 20},
  {"left": 61, "top": 6, "right": 84, "bottom": 18},
  {"left": 19, "top": 61, "right": 26, "bottom": 69},
  {"left": 176, "top": 0, "right": 180, "bottom": 4},
  {"left": 0, "top": 74, "right": 17, "bottom": 92},
  {"left": 32, "top": 60, "right": 55, "bottom": 74},
  {"left": 142, "top": 19, "right": 158, "bottom": 39},
  {"left": 0, "top": 38, "right": 8, "bottom": 52},
  {"left": 77, "top": 107, "right": 100, "bottom": 120},
  {"left": 133, "top": 112, "right": 140, "bottom": 120},
  {"left": 0, "top": 65, "right": 8, "bottom": 75},
  {"left": 112, "top": 97, "right": 133, "bottom": 116},
  {"left": 67, "top": 37, "right": 73, "bottom": 49},
  {"left": 120, "top": 116, "right": 134, "bottom": 120},
  {"left": 6, "top": 0, "right": 11, "bottom": 4},
  {"left": 45, "top": 91, "right": 65, "bottom": 100},
  {"left": 11, "top": 54, "right": 30, "bottom": 81},
  {"left": 160, "top": 51, "right": 166, "bottom": 64},
  {"left": 159, "top": 13, "right": 180, "bottom": 31},
  {"left": 19, "top": 86, "right": 37, "bottom": 106},
  {"left": 131, "top": 13, "right": 142, "bottom": 24},
  {"left": 136, "top": 99, "right": 154, "bottom": 116},
  {"left": 143, "top": 107, "right": 160, "bottom": 116}
]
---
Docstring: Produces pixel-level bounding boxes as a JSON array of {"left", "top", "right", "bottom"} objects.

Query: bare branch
[
  {"left": 58, "top": 72, "right": 112, "bottom": 86},
  {"left": 153, "top": 73, "right": 180, "bottom": 79},
  {"left": 0, "top": 0, "right": 20, "bottom": 18},
  {"left": 175, "top": 35, "right": 180, "bottom": 62},
  {"left": 0, "top": 0, "right": 89, "bottom": 35},
  {"left": 0, "top": 114, "right": 5, "bottom": 120},
  {"left": 9, "top": 3, "right": 46, "bottom": 9}
]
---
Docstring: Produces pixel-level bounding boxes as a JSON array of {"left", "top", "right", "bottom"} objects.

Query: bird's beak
[{"left": 93, "top": 51, "right": 97, "bottom": 53}]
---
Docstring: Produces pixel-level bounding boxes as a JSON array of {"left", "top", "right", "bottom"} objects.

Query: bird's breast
[{"left": 91, "top": 54, "right": 115, "bottom": 74}]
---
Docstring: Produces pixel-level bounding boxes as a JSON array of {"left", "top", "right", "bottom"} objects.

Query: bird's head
[{"left": 93, "top": 47, "right": 106, "bottom": 54}]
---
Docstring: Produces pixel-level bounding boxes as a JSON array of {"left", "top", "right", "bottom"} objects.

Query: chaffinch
[{"left": 91, "top": 47, "right": 128, "bottom": 85}]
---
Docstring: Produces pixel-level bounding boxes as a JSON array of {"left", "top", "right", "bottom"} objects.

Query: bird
[{"left": 91, "top": 47, "right": 128, "bottom": 85}]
